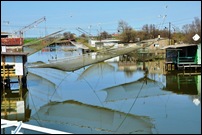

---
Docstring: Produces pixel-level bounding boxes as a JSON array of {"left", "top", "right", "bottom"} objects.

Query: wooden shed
[
  {"left": 1, "top": 52, "right": 28, "bottom": 89},
  {"left": 161, "top": 44, "right": 201, "bottom": 70}
]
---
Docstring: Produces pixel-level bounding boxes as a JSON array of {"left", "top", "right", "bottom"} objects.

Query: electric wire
[
  {"left": 27, "top": 82, "right": 42, "bottom": 127},
  {"left": 114, "top": 43, "right": 163, "bottom": 132},
  {"left": 114, "top": 76, "right": 146, "bottom": 132},
  {"left": 72, "top": 71, "right": 105, "bottom": 107},
  {"left": 49, "top": 71, "right": 72, "bottom": 101}
]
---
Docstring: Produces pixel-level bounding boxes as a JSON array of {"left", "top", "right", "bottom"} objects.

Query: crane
[{"left": 15, "top": 16, "right": 46, "bottom": 37}]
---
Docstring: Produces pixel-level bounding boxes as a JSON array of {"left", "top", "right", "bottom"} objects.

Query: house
[
  {"left": 1, "top": 32, "right": 24, "bottom": 53},
  {"left": 1, "top": 52, "right": 28, "bottom": 90}
]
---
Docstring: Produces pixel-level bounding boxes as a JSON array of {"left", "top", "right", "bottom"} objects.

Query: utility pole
[{"left": 169, "top": 22, "right": 171, "bottom": 45}]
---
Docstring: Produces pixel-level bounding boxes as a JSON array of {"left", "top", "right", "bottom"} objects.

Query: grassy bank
[{"left": 23, "top": 38, "right": 38, "bottom": 44}]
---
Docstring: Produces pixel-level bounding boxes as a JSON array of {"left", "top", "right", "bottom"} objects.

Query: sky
[{"left": 1, "top": 1, "right": 201, "bottom": 37}]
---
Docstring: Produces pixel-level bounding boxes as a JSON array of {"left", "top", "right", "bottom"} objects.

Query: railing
[
  {"left": 177, "top": 57, "right": 196, "bottom": 64},
  {"left": 1, "top": 119, "right": 72, "bottom": 134},
  {"left": 1, "top": 64, "right": 16, "bottom": 77}
]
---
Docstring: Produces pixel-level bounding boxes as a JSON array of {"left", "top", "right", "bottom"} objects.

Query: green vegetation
[{"left": 23, "top": 38, "right": 38, "bottom": 44}]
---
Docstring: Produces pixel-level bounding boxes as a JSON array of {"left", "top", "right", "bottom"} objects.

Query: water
[{"left": 1, "top": 45, "right": 201, "bottom": 134}]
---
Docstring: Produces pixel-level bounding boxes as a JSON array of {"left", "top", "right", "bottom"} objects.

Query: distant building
[{"left": 88, "top": 39, "right": 120, "bottom": 49}]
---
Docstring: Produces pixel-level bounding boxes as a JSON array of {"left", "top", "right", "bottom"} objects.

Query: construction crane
[{"left": 15, "top": 16, "right": 46, "bottom": 37}]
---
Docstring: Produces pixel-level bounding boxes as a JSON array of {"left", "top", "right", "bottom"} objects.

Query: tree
[
  {"left": 135, "top": 30, "right": 145, "bottom": 41},
  {"left": 80, "top": 33, "right": 87, "bottom": 38},
  {"left": 182, "top": 17, "right": 201, "bottom": 44},
  {"left": 117, "top": 20, "right": 129, "bottom": 33},
  {"left": 116, "top": 17, "right": 201, "bottom": 44},
  {"left": 149, "top": 24, "right": 157, "bottom": 38},
  {"left": 141, "top": 24, "right": 158, "bottom": 40},
  {"left": 117, "top": 20, "right": 136, "bottom": 42},
  {"left": 142, "top": 24, "right": 149, "bottom": 39},
  {"left": 171, "top": 32, "right": 185, "bottom": 44},
  {"left": 100, "top": 31, "right": 112, "bottom": 39},
  {"left": 63, "top": 32, "right": 74, "bottom": 40}
]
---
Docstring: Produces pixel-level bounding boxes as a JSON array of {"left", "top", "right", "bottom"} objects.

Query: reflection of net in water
[
  {"left": 27, "top": 68, "right": 68, "bottom": 114},
  {"left": 27, "top": 63, "right": 155, "bottom": 134},
  {"left": 102, "top": 77, "right": 169, "bottom": 102},
  {"left": 31, "top": 100, "right": 153, "bottom": 134}
]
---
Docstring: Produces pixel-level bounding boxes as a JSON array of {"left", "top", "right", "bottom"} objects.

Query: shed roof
[{"left": 160, "top": 44, "right": 198, "bottom": 49}]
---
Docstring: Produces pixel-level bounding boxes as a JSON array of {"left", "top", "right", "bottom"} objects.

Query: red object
[{"left": 1, "top": 37, "right": 24, "bottom": 46}]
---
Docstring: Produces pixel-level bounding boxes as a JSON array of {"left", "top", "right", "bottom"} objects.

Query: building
[
  {"left": 1, "top": 32, "right": 24, "bottom": 53},
  {"left": 88, "top": 39, "right": 120, "bottom": 49},
  {"left": 1, "top": 52, "right": 29, "bottom": 122},
  {"left": 1, "top": 52, "right": 28, "bottom": 89},
  {"left": 161, "top": 43, "right": 201, "bottom": 71}
]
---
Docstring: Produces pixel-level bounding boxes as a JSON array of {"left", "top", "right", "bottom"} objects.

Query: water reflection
[
  {"left": 2, "top": 45, "right": 201, "bottom": 134},
  {"left": 102, "top": 76, "right": 171, "bottom": 102},
  {"left": 31, "top": 100, "right": 153, "bottom": 134},
  {"left": 163, "top": 74, "right": 200, "bottom": 95},
  {"left": 27, "top": 70, "right": 66, "bottom": 113},
  {"left": 163, "top": 74, "right": 201, "bottom": 107},
  {"left": 27, "top": 44, "right": 82, "bottom": 63},
  {"left": 26, "top": 60, "right": 200, "bottom": 134},
  {"left": 77, "top": 62, "right": 115, "bottom": 80},
  {"left": 1, "top": 87, "right": 31, "bottom": 122}
]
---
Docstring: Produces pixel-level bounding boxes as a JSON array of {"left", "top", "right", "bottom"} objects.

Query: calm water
[{"left": 2, "top": 45, "right": 201, "bottom": 134}]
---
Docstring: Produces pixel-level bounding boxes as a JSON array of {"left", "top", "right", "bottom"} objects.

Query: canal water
[{"left": 2, "top": 45, "right": 201, "bottom": 134}]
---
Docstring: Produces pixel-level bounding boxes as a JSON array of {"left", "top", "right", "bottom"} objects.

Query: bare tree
[
  {"left": 182, "top": 17, "right": 201, "bottom": 43},
  {"left": 100, "top": 31, "right": 112, "bottom": 39},
  {"left": 117, "top": 20, "right": 129, "bottom": 33},
  {"left": 63, "top": 32, "right": 74, "bottom": 40},
  {"left": 80, "top": 33, "right": 87, "bottom": 38},
  {"left": 117, "top": 20, "right": 137, "bottom": 42},
  {"left": 117, "top": 17, "right": 201, "bottom": 44}
]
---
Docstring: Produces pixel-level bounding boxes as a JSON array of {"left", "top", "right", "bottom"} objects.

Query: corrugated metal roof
[{"left": 160, "top": 44, "right": 198, "bottom": 49}]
